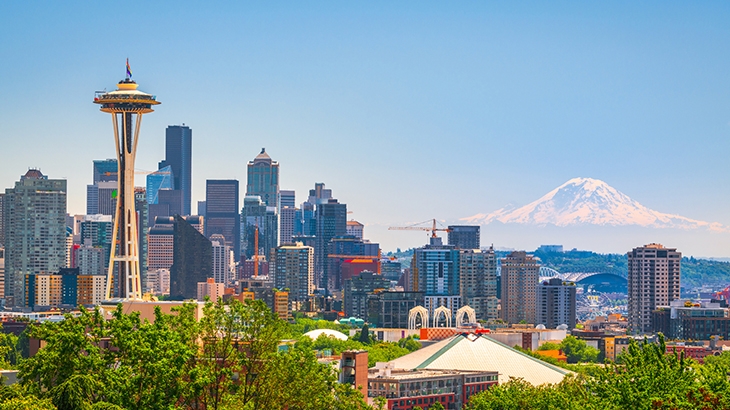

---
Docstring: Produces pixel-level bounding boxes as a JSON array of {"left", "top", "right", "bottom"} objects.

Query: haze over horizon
[{"left": 2, "top": 2, "right": 729, "bottom": 256}]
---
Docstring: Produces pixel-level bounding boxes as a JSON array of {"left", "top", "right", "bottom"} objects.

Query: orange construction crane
[
  {"left": 388, "top": 219, "right": 451, "bottom": 238},
  {"left": 253, "top": 225, "right": 260, "bottom": 277}
]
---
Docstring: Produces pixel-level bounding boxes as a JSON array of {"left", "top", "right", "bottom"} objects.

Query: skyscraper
[
  {"left": 628, "top": 243, "right": 681, "bottom": 334},
  {"left": 86, "top": 181, "right": 117, "bottom": 216},
  {"left": 92, "top": 159, "right": 118, "bottom": 184},
  {"left": 4, "top": 169, "right": 67, "bottom": 307},
  {"left": 412, "top": 237, "right": 461, "bottom": 321},
  {"left": 500, "top": 251, "right": 540, "bottom": 325},
  {"left": 246, "top": 148, "right": 279, "bottom": 208},
  {"left": 459, "top": 247, "right": 498, "bottom": 322},
  {"left": 170, "top": 215, "right": 212, "bottom": 299},
  {"left": 79, "top": 214, "right": 113, "bottom": 275},
  {"left": 241, "top": 195, "right": 278, "bottom": 261},
  {"left": 147, "top": 217, "right": 175, "bottom": 272},
  {"left": 205, "top": 180, "right": 240, "bottom": 260},
  {"left": 280, "top": 190, "right": 295, "bottom": 208},
  {"left": 146, "top": 166, "right": 174, "bottom": 206},
  {"left": 315, "top": 198, "right": 347, "bottom": 292},
  {"left": 537, "top": 278, "right": 576, "bottom": 329},
  {"left": 158, "top": 125, "right": 192, "bottom": 216},
  {"left": 447, "top": 225, "right": 480, "bottom": 250},
  {"left": 279, "top": 190, "right": 296, "bottom": 245},
  {"left": 0, "top": 193, "right": 5, "bottom": 247},
  {"left": 273, "top": 242, "right": 314, "bottom": 304},
  {"left": 210, "top": 234, "right": 231, "bottom": 285}
]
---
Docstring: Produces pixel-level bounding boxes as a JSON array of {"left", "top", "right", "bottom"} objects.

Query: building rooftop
[{"left": 385, "top": 333, "right": 571, "bottom": 385}]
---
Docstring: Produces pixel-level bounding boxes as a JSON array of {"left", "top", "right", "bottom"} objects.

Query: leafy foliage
[
  {"left": 466, "top": 335, "right": 730, "bottom": 410},
  {"left": 7, "top": 300, "right": 371, "bottom": 410}
]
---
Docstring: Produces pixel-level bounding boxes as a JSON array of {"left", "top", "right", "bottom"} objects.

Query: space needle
[{"left": 94, "top": 61, "right": 160, "bottom": 300}]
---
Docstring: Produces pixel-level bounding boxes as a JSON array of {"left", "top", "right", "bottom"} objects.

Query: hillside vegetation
[{"left": 530, "top": 250, "right": 730, "bottom": 289}]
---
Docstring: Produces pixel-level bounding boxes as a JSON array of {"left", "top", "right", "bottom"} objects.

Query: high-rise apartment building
[
  {"left": 459, "top": 247, "right": 498, "bottom": 322},
  {"left": 74, "top": 245, "right": 105, "bottom": 276},
  {"left": 279, "top": 189, "right": 296, "bottom": 245},
  {"left": 158, "top": 125, "right": 192, "bottom": 215},
  {"left": 0, "top": 193, "right": 5, "bottom": 247},
  {"left": 170, "top": 215, "right": 212, "bottom": 300},
  {"left": 0, "top": 247, "right": 5, "bottom": 299},
  {"left": 210, "top": 234, "right": 231, "bottom": 285},
  {"left": 628, "top": 243, "right": 681, "bottom": 334},
  {"left": 346, "top": 221, "right": 364, "bottom": 240},
  {"left": 315, "top": 198, "right": 347, "bottom": 292},
  {"left": 241, "top": 195, "right": 278, "bottom": 260},
  {"left": 4, "top": 169, "right": 66, "bottom": 307},
  {"left": 246, "top": 148, "right": 279, "bottom": 209},
  {"left": 273, "top": 242, "right": 314, "bottom": 303},
  {"left": 280, "top": 206, "right": 297, "bottom": 245},
  {"left": 205, "top": 180, "right": 240, "bottom": 260},
  {"left": 500, "top": 251, "right": 540, "bottom": 325},
  {"left": 147, "top": 218, "right": 175, "bottom": 272},
  {"left": 537, "top": 278, "right": 577, "bottom": 329},
  {"left": 412, "top": 237, "right": 461, "bottom": 321},
  {"left": 448, "top": 225, "right": 480, "bottom": 250}
]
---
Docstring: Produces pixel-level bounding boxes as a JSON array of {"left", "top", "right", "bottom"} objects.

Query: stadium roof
[{"left": 386, "top": 333, "right": 571, "bottom": 385}]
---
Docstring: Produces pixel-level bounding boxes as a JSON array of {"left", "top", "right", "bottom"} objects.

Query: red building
[{"left": 368, "top": 363, "right": 497, "bottom": 410}]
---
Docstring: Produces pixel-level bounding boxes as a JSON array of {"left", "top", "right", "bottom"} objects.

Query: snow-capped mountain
[{"left": 462, "top": 177, "right": 726, "bottom": 231}]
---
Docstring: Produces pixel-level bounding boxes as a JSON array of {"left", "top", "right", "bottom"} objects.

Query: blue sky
[{"left": 1, "top": 2, "right": 729, "bottom": 254}]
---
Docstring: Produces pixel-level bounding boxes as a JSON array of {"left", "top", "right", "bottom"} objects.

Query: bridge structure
[{"left": 536, "top": 266, "right": 627, "bottom": 282}]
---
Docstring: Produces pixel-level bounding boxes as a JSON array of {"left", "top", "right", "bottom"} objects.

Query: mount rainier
[{"left": 461, "top": 177, "right": 726, "bottom": 232}]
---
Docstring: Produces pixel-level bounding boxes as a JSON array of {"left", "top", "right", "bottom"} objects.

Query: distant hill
[
  {"left": 390, "top": 248, "right": 730, "bottom": 290},
  {"left": 526, "top": 250, "right": 730, "bottom": 290}
]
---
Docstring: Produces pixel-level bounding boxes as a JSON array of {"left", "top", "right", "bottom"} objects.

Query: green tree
[
  {"left": 397, "top": 336, "right": 421, "bottom": 352},
  {"left": 537, "top": 342, "right": 561, "bottom": 351},
  {"left": 559, "top": 336, "right": 599, "bottom": 363},
  {"left": 358, "top": 324, "right": 371, "bottom": 345}
]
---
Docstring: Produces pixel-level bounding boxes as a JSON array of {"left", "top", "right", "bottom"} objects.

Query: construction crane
[{"left": 388, "top": 219, "right": 451, "bottom": 238}]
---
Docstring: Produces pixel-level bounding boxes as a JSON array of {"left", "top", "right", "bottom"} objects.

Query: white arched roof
[{"left": 303, "top": 328, "right": 349, "bottom": 341}]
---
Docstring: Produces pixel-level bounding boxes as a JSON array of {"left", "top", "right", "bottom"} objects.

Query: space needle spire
[{"left": 93, "top": 62, "right": 160, "bottom": 300}]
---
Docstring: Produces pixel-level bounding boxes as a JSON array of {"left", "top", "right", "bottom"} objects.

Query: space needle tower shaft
[{"left": 93, "top": 62, "right": 160, "bottom": 300}]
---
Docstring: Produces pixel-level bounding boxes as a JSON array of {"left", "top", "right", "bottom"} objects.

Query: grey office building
[
  {"left": 447, "top": 225, "right": 480, "bottom": 250},
  {"left": 344, "top": 270, "right": 390, "bottom": 319},
  {"left": 367, "top": 291, "right": 425, "bottom": 328},
  {"left": 315, "top": 198, "right": 347, "bottom": 292},
  {"left": 205, "top": 180, "right": 240, "bottom": 260},
  {"left": 158, "top": 125, "right": 192, "bottom": 216},
  {"left": 537, "top": 278, "right": 577, "bottom": 330}
]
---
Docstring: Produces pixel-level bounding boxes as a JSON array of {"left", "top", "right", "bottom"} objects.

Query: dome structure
[{"left": 303, "top": 328, "right": 348, "bottom": 341}]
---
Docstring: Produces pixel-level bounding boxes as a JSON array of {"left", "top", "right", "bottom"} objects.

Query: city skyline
[{"left": 2, "top": 3, "right": 730, "bottom": 255}]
